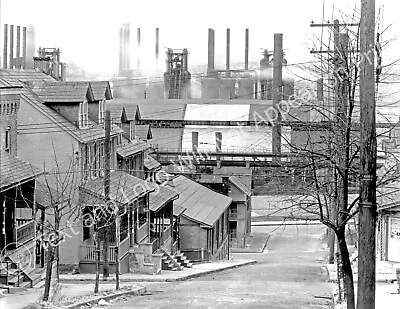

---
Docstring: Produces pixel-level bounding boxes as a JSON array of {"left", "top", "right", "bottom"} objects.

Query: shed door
[{"left": 388, "top": 217, "right": 400, "bottom": 262}]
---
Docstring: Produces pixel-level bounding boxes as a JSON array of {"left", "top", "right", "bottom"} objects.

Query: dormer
[
  {"left": 32, "top": 81, "right": 94, "bottom": 129},
  {"left": 89, "top": 81, "right": 113, "bottom": 125}
]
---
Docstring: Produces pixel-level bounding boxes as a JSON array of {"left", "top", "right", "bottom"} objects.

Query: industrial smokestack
[
  {"left": 137, "top": 27, "right": 141, "bottom": 74},
  {"left": 3, "top": 24, "right": 8, "bottom": 68},
  {"left": 207, "top": 28, "right": 215, "bottom": 76},
  {"left": 226, "top": 28, "right": 230, "bottom": 76},
  {"left": 192, "top": 132, "right": 199, "bottom": 153},
  {"left": 118, "top": 27, "right": 123, "bottom": 75},
  {"left": 155, "top": 28, "right": 159, "bottom": 62},
  {"left": 124, "top": 24, "right": 130, "bottom": 71},
  {"left": 9, "top": 25, "right": 14, "bottom": 69},
  {"left": 25, "top": 26, "right": 35, "bottom": 69},
  {"left": 245, "top": 28, "right": 249, "bottom": 70},
  {"left": 215, "top": 132, "right": 222, "bottom": 153},
  {"left": 16, "top": 26, "right": 20, "bottom": 67},
  {"left": 22, "top": 27, "right": 27, "bottom": 68}
]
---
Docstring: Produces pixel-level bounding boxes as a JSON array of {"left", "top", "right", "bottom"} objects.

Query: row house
[
  {"left": 171, "top": 175, "right": 231, "bottom": 262},
  {"left": 0, "top": 82, "right": 42, "bottom": 290}
]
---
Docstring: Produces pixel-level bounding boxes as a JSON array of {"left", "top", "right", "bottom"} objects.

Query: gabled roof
[
  {"left": 172, "top": 176, "right": 232, "bottom": 227},
  {"left": 82, "top": 171, "right": 152, "bottom": 204},
  {"left": 33, "top": 81, "right": 94, "bottom": 103},
  {"left": 117, "top": 140, "right": 150, "bottom": 158},
  {"left": 136, "top": 101, "right": 186, "bottom": 121},
  {"left": 106, "top": 100, "right": 140, "bottom": 123},
  {"left": 0, "top": 151, "right": 41, "bottom": 191},
  {"left": 148, "top": 183, "right": 179, "bottom": 212},
  {"left": 135, "top": 124, "right": 152, "bottom": 140},
  {"left": 21, "top": 87, "right": 116, "bottom": 143},
  {"left": 144, "top": 156, "right": 161, "bottom": 171},
  {"left": 89, "top": 81, "right": 113, "bottom": 101}
]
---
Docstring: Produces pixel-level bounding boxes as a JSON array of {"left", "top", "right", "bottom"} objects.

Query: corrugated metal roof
[
  {"left": 185, "top": 104, "right": 249, "bottom": 121},
  {"left": 136, "top": 101, "right": 186, "bottom": 120},
  {"left": 33, "top": 81, "right": 94, "bottom": 103},
  {"left": 135, "top": 124, "right": 151, "bottom": 140},
  {"left": 148, "top": 183, "right": 178, "bottom": 212},
  {"left": 117, "top": 140, "right": 150, "bottom": 158},
  {"left": 82, "top": 171, "right": 151, "bottom": 204},
  {"left": 0, "top": 151, "right": 41, "bottom": 190},
  {"left": 144, "top": 156, "right": 161, "bottom": 171},
  {"left": 89, "top": 81, "right": 112, "bottom": 101},
  {"left": 172, "top": 176, "right": 231, "bottom": 227}
]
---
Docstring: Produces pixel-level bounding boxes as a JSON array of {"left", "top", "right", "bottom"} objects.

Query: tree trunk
[
  {"left": 328, "top": 230, "right": 335, "bottom": 264},
  {"left": 336, "top": 228, "right": 355, "bottom": 309},
  {"left": 94, "top": 231, "right": 100, "bottom": 294},
  {"left": 42, "top": 245, "right": 55, "bottom": 301},
  {"left": 102, "top": 231, "right": 109, "bottom": 280}
]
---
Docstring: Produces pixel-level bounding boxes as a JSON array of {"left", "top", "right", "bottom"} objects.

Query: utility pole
[
  {"left": 272, "top": 33, "right": 283, "bottom": 163},
  {"left": 103, "top": 110, "right": 111, "bottom": 280},
  {"left": 357, "top": 0, "right": 376, "bottom": 308}
]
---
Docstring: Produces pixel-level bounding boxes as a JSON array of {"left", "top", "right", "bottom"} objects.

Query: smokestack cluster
[
  {"left": 119, "top": 23, "right": 131, "bottom": 76},
  {"left": 137, "top": 28, "right": 141, "bottom": 74},
  {"left": 245, "top": 28, "right": 249, "bottom": 70},
  {"left": 3, "top": 24, "right": 33, "bottom": 69},
  {"left": 226, "top": 28, "right": 230, "bottom": 76}
]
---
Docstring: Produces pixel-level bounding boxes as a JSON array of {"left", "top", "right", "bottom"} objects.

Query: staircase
[{"left": 160, "top": 250, "right": 192, "bottom": 271}]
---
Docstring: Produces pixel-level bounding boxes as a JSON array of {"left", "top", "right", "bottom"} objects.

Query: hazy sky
[{"left": 1, "top": 0, "right": 399, "bottom": 78}]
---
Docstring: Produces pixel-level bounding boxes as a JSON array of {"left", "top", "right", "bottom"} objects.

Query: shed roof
[
  {"left": 144, "top": 156, "right": 161, "bottom": 171},
  {"left": 82, "top": 171, "right": 152, "bottom": 204},
  {"left": 172, "top": 175, "right": 231, "bottom": 227},
  {"left": 117, "top": 140, "right": 150, "bottom": 158},
  {"left": 0, "top": 151, "right": 41, "bottom": 190},
  {"left": 148, "top": 183, "right": 178, "bottom": 212}
]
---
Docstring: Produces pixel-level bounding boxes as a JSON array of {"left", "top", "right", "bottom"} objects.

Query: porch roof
[
  {"left": 144, "top": 156, "right": 161, "bottom": 171},
  {"left": 229, "top": 176, "right": 252, "bottom": 196},
  {"left": 173, "top": 204, "right": 186, "bottom": 217},
  {"left": 148, "top": 183, "right": 179, "bottom": 212},
  {"left": 0, "top": 151, "right": 41, "bottom": 190},
  {"left": 117, "top": 140, "right": 150, "bottom": 158},
  {"left": 81, "top": 171, "right": 152, "bottom": 204},
  {"left": 172, "top": 175, "right": 232, "bottom": 227}
]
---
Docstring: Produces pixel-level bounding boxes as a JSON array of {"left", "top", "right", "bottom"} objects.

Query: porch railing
[
  {"left": 136, "top": 221, "right": 148, "bottom": 243},
  {"left": 16, "top": 220, "right": 35, "bottom": 246},
  {"left": 79, "top": 236, "right": 130, "bottom": 263},
  {"left": 151, "top": 237, "right": 160, "bottom": 253},
  {"left": 228, "top": 210, "right": 238, "bottom": 220},
  {"left": 212, "top": 234, "right": 229, "bottom": 261},
  {"left": 163, "top": 225, "right": 172, "bottom": 243},
  {"left": 171, "top": 239, "right": 178, "bottom": 255}
]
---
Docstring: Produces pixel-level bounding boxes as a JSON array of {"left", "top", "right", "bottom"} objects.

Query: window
[
  {"left": 79, "top": 100, "right": 89, "bottom": 129},
  {"left": 4, "top": 126, "right": 10, "bottom": 152},
  {"left": 98, "top": 99, "right": 105, "bottom": 125}
]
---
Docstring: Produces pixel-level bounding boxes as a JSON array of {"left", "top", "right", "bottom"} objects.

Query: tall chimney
[
  {"left": 16, "top": 26, "right": 20, "bottom": 68},
  {"left": 207, "top": 28, "right": 215, "bottom": 76},
  {"left": 245, "top": 28, "right": 249, "bottom": 70},
  {"left": 192, "top": 132, "right": 199, "bottom": 153},
  {"left": 25, "top": 26, "right": 35, "bottom": 69},
  {"left": 137, "top": 28, "right": 141, "bottom": 74},
  {"left": 9, "top": 25, "right": 14, "bottom": 69},
  {"left": 215, "top": 132, "right": 222, "bottom": 153},
  {"left": 3, "top": 24, "right": 8, "bottom": 68},
  {"left": 124, "top": 24, "right": 130, "bottom": 71},
  {"left": 155, "top": 28, "right": 159, "bottom": 62},
  {"left": 226, "top": 28, "right": 230, "bottom": 76},
  {"left": 22, "top": 27, "right": 27, "bottom": 68},
  {"left": 118, "top": 27, "right": 123, "bottom": 75}
]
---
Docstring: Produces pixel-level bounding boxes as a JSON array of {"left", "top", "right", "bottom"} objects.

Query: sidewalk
[
  {"left": 231, "top": 233, "right": 269, "bottom": 253},
  {"left": 0, "top": 282, "right": 145, "bottom": 309},
  {"left": 59, "top": 258, "right": 257, "bottom": 282},
  {"left": 326, "top": 253, "right": 400, "bottom": 308}
]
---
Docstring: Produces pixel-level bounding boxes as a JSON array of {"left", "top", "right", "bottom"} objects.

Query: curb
[
  {"left": 60, "top": 260, "right": 257, "bottom": 283},
  {"left": 64, "top": 286, "right": 146, "bottom": 309}
]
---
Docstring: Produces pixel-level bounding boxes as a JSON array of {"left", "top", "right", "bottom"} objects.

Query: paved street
[{"left": 109, "top": 224, "right": 332, "bottom": 308}]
